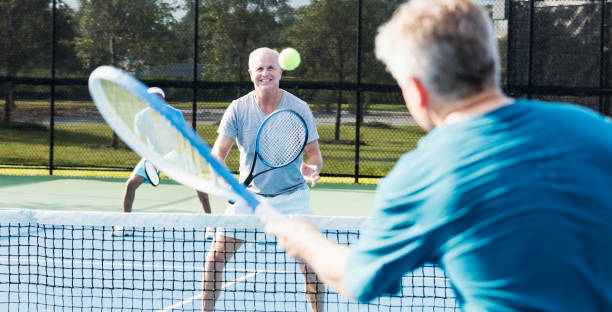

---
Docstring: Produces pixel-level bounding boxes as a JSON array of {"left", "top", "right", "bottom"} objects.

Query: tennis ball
[{"left": 279, "top": 48, "right": 301, "bottom": 71}]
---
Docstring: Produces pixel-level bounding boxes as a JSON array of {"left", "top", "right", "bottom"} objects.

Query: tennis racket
[
  {"left": 143, "top": 160, "right": 160, "bottom": 186},
  {"left": 88, "top": 65, "right": 281, "bottom": 219},
  {"left": 242, "top": 109, "right": 308, "bottom": 186}
]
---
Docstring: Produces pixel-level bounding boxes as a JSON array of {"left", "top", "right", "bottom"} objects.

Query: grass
[
  {"left": 0, "top": 99, "right": 230, "bottom": 109},
  {"left": 1, "top": 99, "right": 404, "bottom": 116},
  {"left": 1, "top": 122, "right": 424, "bottom": 177},
  {"left": 1, "top": 99, "right": 425, "bottom": 178}
]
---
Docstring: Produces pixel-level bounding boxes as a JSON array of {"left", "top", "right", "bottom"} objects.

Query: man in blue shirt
[
  {"left": 266, "top": 0, "right": 612, "bottom": 311},
  {"left": 112, "top": 87, "right": 211, "bottom": 236}
]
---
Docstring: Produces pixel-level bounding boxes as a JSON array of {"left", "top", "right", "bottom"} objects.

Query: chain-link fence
[{"left": 1, "top": 0, "right": 610, "bottom": 181}]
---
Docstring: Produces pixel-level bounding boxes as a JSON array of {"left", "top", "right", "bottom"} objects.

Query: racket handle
[
  {"left": 227, "top": 177, "right": 251, "bottom": 203},
  {"left": 255, "top": 203, "right": 286, "bottom": 223},
  {"left": 242, "top": 176, "right": 254, "bottom": 186}
]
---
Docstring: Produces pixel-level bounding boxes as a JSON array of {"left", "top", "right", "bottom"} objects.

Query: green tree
[
  {"left": 1, "top": 0, "right": 54, "bottom": 121},
  {"left": 197, "top": 0, "right": 290, "bottom": 86},
  {"left": 73, "top": 0, "right": 178, "bottom": 147},
  {"left": 73, "top": 0, "right": 177, "bottom": 73},
  {"left": 286, "top": 0, "right": 399, "bottom": 140},
  {"left": 172, "top": 0, "right": 197, "bottom": 65},
  {"left": 359, "top": 0, "right": 401, "bottom": 85},
  {"left": 286, "top": 1, "right": 356, "bottom": 140}
]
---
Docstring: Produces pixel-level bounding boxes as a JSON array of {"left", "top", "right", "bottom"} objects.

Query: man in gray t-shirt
[
  {"left": 202, "top": 47, "right": 324, "bottom": 312},
  {"left": 217, "top": 89, "right": 319, "bottom": 196}
]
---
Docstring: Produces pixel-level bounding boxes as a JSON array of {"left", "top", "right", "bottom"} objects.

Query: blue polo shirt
[{"left": 345, "top": 99, "right": 612, "bottom": 311}]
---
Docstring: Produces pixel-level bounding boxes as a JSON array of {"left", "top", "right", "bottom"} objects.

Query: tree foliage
[
  {"left": 0, "top": 0, "right": 52, "bottom": 77},
  {"left": 73, "top": 0, "right": 178, "bottom": 73},
  {"left": 0, "top": 0, "right": 74, "bottom": 121},
  {"left": 197, "top": 0, "right": 290, "bottom": 82}
]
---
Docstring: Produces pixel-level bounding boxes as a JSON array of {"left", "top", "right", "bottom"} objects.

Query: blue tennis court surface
[{"left": 0, "top": 210, "right": 458, "bottom": 311}]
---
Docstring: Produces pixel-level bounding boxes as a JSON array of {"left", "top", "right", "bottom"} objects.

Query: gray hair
[
  {"left": 248, "top": 47, "right": 280, "bottom": 70},
  {"left": 375, "top": 0, "right": 500, "bottom": 101}
]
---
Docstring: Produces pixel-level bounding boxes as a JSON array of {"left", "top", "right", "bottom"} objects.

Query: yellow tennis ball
[{"left": 279, "top": 48, "right": 301, "bottom": 71}]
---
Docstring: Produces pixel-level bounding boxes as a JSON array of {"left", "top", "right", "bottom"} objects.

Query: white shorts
[{"left": 217, "top": 185, "right": 312, "bottom": 240}]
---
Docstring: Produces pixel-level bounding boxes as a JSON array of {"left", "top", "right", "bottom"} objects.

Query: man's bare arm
[{"left": 301, "top": 140, "right": 322, "bottom": 186}]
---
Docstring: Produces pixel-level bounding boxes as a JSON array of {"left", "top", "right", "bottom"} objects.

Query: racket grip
[
  {"left": 242, "top": 176, "right": 254, "bottom": 187},
  {"left": 227, "top": 178, "right": 251, "bottom": 204},
  {"left": 255, "top": 203, "right": 286, "bottom": 223}
]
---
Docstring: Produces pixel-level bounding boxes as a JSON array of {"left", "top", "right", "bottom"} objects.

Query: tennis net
[{"left": 0, "top": 209, "right": 458, "bottom": 311}]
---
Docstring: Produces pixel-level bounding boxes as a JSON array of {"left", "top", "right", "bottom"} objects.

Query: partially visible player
[
  {"left": 266, "top": 0, "right": 612, "bottom": 310},
  {"left": 201, "top": 47, "right": 324, "bottom": 311},
  {"left": 112, "top": 87, "right": 213, "bottom": 237}
]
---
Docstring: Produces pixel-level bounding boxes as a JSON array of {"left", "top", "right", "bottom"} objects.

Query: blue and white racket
[
  {"left": 88, "top": 65, "right": 280, "bottom": 219},
  {"left": 242, "top": 109, "right": 307, "bottom": 186}
]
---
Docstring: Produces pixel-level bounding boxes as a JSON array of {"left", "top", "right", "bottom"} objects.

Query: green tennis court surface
[
  {"left": 0, "top": 176, "right": 458, "bottom": 311},
  {"left": 0, "top": 175, "right": 377, "bottom": 216}
]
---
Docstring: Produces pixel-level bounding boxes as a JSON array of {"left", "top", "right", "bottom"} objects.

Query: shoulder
[
  {"left": 233, "top": 91, "right": 256, "bottom": 106},
  {"left": 226, "top": 92, "right": 256, "bottom": 114},
  {"left": 516, "top": 99, "right": 610, "bottom": 127},
  {"left": 135, "top": 107, "right": 150, "bottom": 118},
  {"left": 282, "top": 90, "right": 308, "bottom": 107},
  {"left": 281, "top": 90, "right": 313, "bottom": 120}
]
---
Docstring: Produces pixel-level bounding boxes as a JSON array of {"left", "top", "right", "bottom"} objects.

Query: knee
[{"left": 125, "top": 177, "right": 141, "bottom": 192}]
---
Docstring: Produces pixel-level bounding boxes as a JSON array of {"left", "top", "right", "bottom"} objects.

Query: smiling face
[{"left": 248, "top": 48, "right": 283, "bottom": 94}]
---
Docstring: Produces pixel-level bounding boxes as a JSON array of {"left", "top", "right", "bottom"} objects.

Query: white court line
[
  {"left": 1, "top": 256, "right": 294, "bottom": 311},
  {"left": 156, "top": 271, "right": 259, "bottom": 312}
]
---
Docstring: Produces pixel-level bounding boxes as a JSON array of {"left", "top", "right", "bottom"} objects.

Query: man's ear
[{"left": 409, "top": 77, "right": 428, "bottom": 109}]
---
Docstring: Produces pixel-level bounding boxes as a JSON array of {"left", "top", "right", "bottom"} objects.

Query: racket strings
[
  {"left": 97, "top": 80, "right": 213, "bottom": 181},
  {"left": 257, "top": 112, "right": 307, "bottom": 167}
]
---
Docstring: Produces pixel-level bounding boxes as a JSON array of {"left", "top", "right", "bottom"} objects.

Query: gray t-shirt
[{"left": 217, "top": 90, "right": 319, "bottom": 195}]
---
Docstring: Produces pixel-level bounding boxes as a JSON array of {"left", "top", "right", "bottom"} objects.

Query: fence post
[
  {"left": 192, "top": 0, "right": 199, "bottom": 130},
  {"left": 527, "top": 0, "right": 534, "bottom": 99},
  {"left": 354, "top": 0, "right": 363, "bottom": 183},
  {"left": 49, "top": 0, "right": 57, "bottom": 175},
  {"left": 506, "top": 0, "right": 513, "bottom": 95},
  {"left": 599, "top": 0, "right": 608, "bottom": 115}
]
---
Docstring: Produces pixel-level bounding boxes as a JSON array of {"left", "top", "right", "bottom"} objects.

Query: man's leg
[
  {"left": 275, "top": 187, "right": 324, "bottom": 311},
  {"left": 123, "top": 174, "right": 145, "bottom": 213},
  {"left": 197, "top": 191, "right": 211, "bottom": 214},
  {"left": 113, "top": 174, "right": 145, "bottom": 236},
  {"left": 300, "top": 262, "right": 326, "bottom": 312},
  {"left": 202, "top": 235, "right": 244, "bottom": 311},
  {"left": 197, "top": 191, "right": 216, "bottom": 240}
]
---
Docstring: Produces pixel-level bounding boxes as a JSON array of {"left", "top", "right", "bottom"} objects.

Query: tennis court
[
  {"left": 0, "top": 175, "right": 377, "bottom": 216},
  {"left": 0, "top": 175, "right": 458, "bottom": 311}
]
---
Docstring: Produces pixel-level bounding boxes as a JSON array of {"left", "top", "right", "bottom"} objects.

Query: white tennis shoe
[{"left": 111, "top": 226, "right": 134, "bottom": 237}]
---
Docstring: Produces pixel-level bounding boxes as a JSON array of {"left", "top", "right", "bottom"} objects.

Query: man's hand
[
  {"left": 301, "top": 163, "right": 320, "bottom": 187},
  {"left": 264, "top": 217, "right": 321, "bottom": 260}
]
